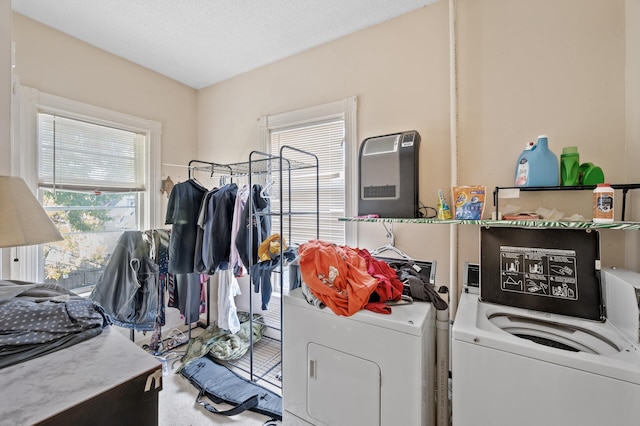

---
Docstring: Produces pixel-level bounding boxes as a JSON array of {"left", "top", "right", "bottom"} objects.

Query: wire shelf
[
  {"left": 225, "top": 336, "right": 282, "bottom": 391},
  {"left": 189, "top": 155, "right": 315, "bottom": 178}
]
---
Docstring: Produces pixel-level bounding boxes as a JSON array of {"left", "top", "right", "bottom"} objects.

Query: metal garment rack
[
  {"left": 187, "top": 146, "right": 319, "bottom": 388},
  {"left": 245, "top": 146, "right": 319, "bottom": 388}
]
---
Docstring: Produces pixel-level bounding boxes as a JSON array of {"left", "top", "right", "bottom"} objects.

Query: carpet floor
[{"left": 152, "top": 303, "right": 284, "bottom": 425}]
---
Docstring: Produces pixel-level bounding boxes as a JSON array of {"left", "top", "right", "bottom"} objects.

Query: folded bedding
[{"left": 0, "top": 280, "right": 110, "bottom": 369}]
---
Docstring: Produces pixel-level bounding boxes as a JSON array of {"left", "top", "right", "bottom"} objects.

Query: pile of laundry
[{"left": 297, "top": 239, "right": 447, "bottom": 317}]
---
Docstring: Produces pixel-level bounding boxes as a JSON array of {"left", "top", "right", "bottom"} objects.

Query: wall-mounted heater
[{"left": 358, "top": 130, "right": 420, "bottom": 218}]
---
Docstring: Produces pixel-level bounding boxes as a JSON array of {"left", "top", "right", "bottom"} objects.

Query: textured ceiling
[{"left": 12, "top": 0, "right": 438, "bottom": 89}]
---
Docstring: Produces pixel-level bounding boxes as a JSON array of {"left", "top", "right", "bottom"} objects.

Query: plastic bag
[{"left": 452, "top": 186, "right": 486, "bottom": 220}]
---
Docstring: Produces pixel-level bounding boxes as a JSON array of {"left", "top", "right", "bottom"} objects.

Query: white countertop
[{"left": 0, "top": 327, "right": 162, "bottom": 426}]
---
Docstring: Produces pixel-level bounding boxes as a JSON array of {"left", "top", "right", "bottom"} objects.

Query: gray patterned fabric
[{"left": 0, "top": 280, "right": 110, "bottom": 369}]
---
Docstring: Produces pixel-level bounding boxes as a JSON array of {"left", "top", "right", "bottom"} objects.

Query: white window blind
[
  {"left": 37, "top": 113, "right": 146, "bottom": 192},
  {"left": 270, "top": 120, "right": 345, "bottom": 245}
]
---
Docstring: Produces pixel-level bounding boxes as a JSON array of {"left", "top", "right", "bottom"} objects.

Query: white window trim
[
  {"left": 258, "top": 96, "right": 357, "bottom": 246},
  {"left": 11, "top": 84, "right": 162, "bottom": 281}
]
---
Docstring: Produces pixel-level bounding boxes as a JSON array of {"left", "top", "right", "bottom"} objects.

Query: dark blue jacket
[
  {"left": 235, "top": 184, "right": 271, "bottom": 269},
  {"left": 166, "top": 179, "right": 207, "bottom": 274},
  {"left": 200, "top": 183, "right": 238, "bottom": 274}
]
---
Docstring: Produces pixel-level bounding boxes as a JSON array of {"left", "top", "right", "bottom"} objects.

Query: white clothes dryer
[
  {"left": 452, "top": 292, "right": 640, "bottom": 426},
  {"left": 282, "top": 287, "right": 436, "bottom": 426}
]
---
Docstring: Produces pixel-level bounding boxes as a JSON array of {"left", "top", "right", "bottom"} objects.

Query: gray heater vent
[
  {"left": 358, "top": 130, "right": 420, "bottom": 218},
  {"left": 363, "top": 185, "right": 396, "bottom": 199}
]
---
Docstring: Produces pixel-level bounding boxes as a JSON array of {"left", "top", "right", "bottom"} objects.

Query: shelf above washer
[
  {"left": 494, "top": 183, "right": 640, "bottom": 221},
  {"left": 339, "top": 217, "right": 640, "bottom": 231}
]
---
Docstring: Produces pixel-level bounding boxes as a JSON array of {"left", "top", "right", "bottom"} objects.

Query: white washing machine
[
  {"left": 452, "top": 292, "right": 640, "bottom": 425},
  {"left": 282, "top": 287, "right": 436, "bottom": 426},
  {"left": 452, "top": 227, "right": 640, "bottom": 426}
]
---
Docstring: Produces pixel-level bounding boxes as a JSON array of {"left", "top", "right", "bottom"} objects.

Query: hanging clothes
[
  {"left": 235, "top": 184, "right": 271, "bottom": 269},
  {"left": 165, "top": 179, "right": 210, "bottom": 327},
  {"left": 175, "top": 273, "right": 203, "bottom": 325},
  {"left": 230, "top": 184, "right": 250, "bottom": 276},
  {"left": 194, "top": 188, "right": 219, "bottom": 273},
  {"left": 250, "top": 247, "right": 297, "bottom": 310},
  {"left": 198, "top": 183, "right": 238, "bottom": 274},
  {"left": 217, "top": 266, "right": 241, "bottom": 333},
  {"left": 89, "top": 231, "right": 159, "bottom": 331},
  {"left": 144, "top": 228, "right": 171, "bottom": 327},
  {"left": 167, "top": 273, "right": 177, "bottom": 308},
  {"left": 195, "top": 182, "right": 249, "bottom": 332},
  {"left": 146, "top": 229, "right": 171, "bottom": 351},
  {"left": 200, "top": 274, "right": 208, "bottom": 314},
  {"left": 166, "top": 179, "right": 208, "bottom": 274}
]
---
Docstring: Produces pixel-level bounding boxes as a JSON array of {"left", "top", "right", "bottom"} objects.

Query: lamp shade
[{"left": 0, "top": 176, "right": 63, "bottom": 248}]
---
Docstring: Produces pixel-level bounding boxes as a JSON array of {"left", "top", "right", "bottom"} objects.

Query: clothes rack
[
  {"left": 245, "top": 146, "right": 319, "bottom": 387},
  {"left": 188, "top": 159, "right": 233, "bottom": 181},
  {"left": 177, "top": 158, "right": 274, "bottom": 340},
  {"left": 178, "top": 160, "right": 239, "bottom": 341},
  {"left": 180, "top": 146, "right": 319, "bottom": 389}
]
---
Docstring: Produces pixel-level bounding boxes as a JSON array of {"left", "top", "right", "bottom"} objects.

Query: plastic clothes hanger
[
  {"left": 187, "top": 159, "right": 217, "bottom": 189},
  {"left": 370, "top": 223, "right": 412, "bottom": 260},
  {"left": 260, "top": 175, "right": 274, "bottom": 199}
]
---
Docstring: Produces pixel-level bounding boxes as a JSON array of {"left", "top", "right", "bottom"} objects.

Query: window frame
[
  {"left": 12, "top": 85, "right": 162, "bottom": 282},
  {"left": 258, "top": 96, "right": 357, "bottom": 246}
]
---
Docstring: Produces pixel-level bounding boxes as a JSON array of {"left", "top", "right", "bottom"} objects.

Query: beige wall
[
  {"left": 456, "top": 0, "right": 629, "bottom": 289},
  {"left": 197, "top": 1, "right": 454, "bottom": 288},
  {"left": 11, "top": 13, "right": 199, "bottom": 218},
  {"left": 197, "top": 0, "right": 635, "bottom": 300}
]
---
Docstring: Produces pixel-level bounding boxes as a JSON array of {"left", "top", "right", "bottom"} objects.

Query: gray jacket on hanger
[{"left": 90, "top": 231, "right": 159, "bottom": 331}]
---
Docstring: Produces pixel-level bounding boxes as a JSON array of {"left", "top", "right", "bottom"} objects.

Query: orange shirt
[{"left": 298, "top": 240, "right": 378, "bottom": 316}]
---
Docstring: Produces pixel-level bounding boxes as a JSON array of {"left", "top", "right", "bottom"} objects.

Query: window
[
  {"left": 13, "top": 86, "right": 161, "bottom": 289},
  {"left": 259, "top": 97, "right": 357, "bottom": 247}
]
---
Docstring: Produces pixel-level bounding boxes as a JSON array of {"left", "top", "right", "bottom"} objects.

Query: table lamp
[{"left": 0, "top": 176, "right": 63, "bottom": 248}]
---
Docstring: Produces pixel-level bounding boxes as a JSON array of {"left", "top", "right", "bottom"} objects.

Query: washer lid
[{"left": 480, "top": 227, "right": 603, "bottom": 321}]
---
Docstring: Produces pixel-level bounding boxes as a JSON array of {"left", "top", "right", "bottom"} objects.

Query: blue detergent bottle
[{"left": 514, "top": 135, "right": 559, "bottom": 187}]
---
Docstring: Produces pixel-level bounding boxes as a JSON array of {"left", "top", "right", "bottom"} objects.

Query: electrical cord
[{"left": 417, "top": 201, "right": 437, "bottom": 219}]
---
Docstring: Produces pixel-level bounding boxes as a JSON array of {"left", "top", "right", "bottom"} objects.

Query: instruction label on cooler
[{"left": 499, "top": 246, "right": 578, "bottom": 300}]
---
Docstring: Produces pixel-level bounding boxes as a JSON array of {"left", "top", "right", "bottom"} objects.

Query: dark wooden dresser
[{"left": 0, "top": 327, "right": 162, "bottom": 426}]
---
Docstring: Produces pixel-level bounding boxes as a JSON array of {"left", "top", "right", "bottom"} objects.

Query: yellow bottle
[{"left": 437, "top": 189, "right": 452, "bottom": 220}]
